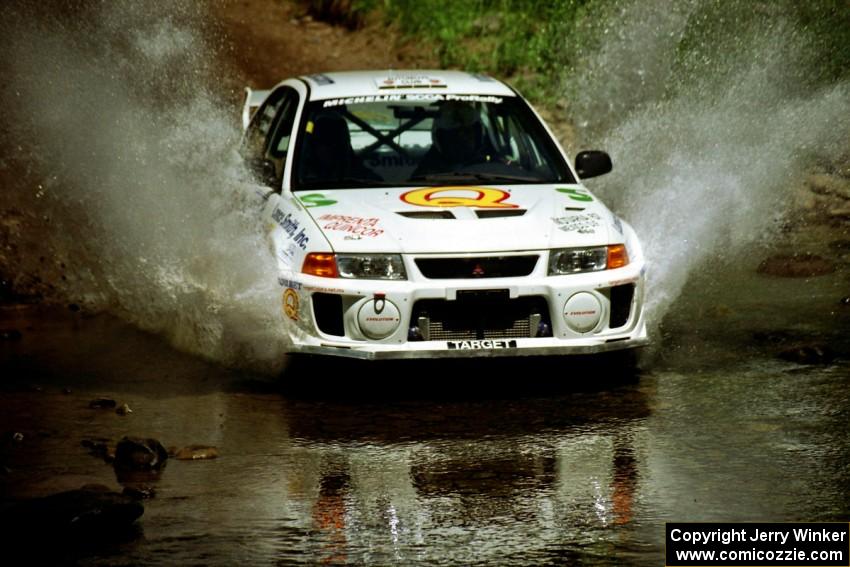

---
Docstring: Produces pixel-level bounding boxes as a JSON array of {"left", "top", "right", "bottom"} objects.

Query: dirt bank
[{"left": 212, "top": 0, "right": 434, "bottom": 89}]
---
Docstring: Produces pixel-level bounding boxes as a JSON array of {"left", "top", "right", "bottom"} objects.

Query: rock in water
[
  {"left": 88, "top": 398, "right": 117, "bottom": 409},
  {"left": 114, "top": 436, "right": 168, "bottom": 470},
  {"left": 81, "top": 437, "right": 115, "bottom": 463},
  {"left": 778, "top": 344, "right": 835, "bottom": 365},
  {"left": 174, "top": 445, "right": 219, "bottom": 460},
  {"left": 0, "top": 485, "right": 143, "bottom": 546}
]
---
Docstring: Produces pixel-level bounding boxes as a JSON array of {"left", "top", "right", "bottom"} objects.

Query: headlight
[
  {"left": 336, "top": 254, "right": 407, "bottom": 280},
  {"left": 548, "top": 244, "right": 629, "bottom": 275},
  {"left": 549, "top": 247, "right": 607, "bottom": 275}
]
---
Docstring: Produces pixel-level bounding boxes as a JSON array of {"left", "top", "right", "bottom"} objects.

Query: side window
[
  {"left": 265, "top": 88, "right": 299, "bottom": 183},
  {"left": 267, "top": 89, "right": 299, "bottom": 159},
  {"left": 241, "top": 87, "right": 288, "bottom": 163}
]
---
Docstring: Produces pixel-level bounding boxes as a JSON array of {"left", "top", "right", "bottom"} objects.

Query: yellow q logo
[
  {"left": 401, "top": 187, "right": 519, "bottom": 209},
  {"left": 282, "top": 288, "right": 299, "bottom": 321}
]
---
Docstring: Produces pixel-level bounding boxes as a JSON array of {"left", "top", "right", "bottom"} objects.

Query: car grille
[
  {"left": 410, "top": 294, "right": 551, "bottom": 341},
  {"left": 415, "top": 255, "right": 539, "bottom": 279}
]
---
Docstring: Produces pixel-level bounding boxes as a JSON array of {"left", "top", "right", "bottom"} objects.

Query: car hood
[{"left": 301, "top": 184, "right": 622, "bottom": 254}]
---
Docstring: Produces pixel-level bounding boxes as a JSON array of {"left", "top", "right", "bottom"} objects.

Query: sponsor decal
[
  {"left": 271, "top": 207, "right": 310, "bottom": 249},
  {"left": 318, "top": 214, "right": 384, "bottom": 238},
  {"left": 305, "top": 286, "right": 347, "bottom": 294},
  {"left": 277, "top": 277, "right": 302, "bottom": 290},
  {"left": 322, "top": 94, "right": 503, "bottom": 107},
  {"left": 556, "top": 187, "right": 594, "bottom": 202},
  {"left": 307, "top": 73, "right": 334, "bottom": 86},
  {"left": 278, "top": 242, "right": 298, "bottom": 261},
  {"left": 552, "top": 212, "right": 602, "bottom": 234},
  {"left": 376, "top": 75, "right": 446, "bottom": 88},
  {"left": 447, "top": 339, "right": 517, "bottom": 350},
  {"left": 401, "top": 186, "right": 518, "bottom": 209},
  {"left": 282, "top": 288, "right": 299, "bottom": 320},
  {"left": 299, "top": 193, "right": 337, "bottom": 208}
]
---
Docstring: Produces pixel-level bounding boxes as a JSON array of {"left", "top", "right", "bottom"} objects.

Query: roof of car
[{"left": 299, "top": 70, "right": 516, "bottom": 101}]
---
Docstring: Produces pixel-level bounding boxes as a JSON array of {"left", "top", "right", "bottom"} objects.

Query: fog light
[
  {"left": 563, "top": 292, "right": 602, "bottom": 333},
  {"left": 357, "top": 295, "right": 401, "bottom": 339}
]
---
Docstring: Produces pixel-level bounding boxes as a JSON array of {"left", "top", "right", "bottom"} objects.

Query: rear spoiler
[{"left": 241, "top": 87, "right": 271, "bottom": 130}]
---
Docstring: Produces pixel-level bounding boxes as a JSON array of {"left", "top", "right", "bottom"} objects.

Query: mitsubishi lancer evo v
[{"left": 240, "top": 70, "right": 647, "bottom": 359}]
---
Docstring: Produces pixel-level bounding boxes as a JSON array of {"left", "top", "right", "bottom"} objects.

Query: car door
[{"left": 244, "top": 84, "right": 330, "bottom": 317}]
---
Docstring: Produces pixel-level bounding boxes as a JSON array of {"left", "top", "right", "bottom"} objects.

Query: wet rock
[
  {"left": 174, "top": 445, "right": 219, "bottom": 461},
  {"left": 0, "top": 485, "right": 143, "bottom": 543},
  {"left": 62, "top": 387, "right": 72, "bottom": 395},
  {"left": 116, "top": 403, "right": 132, "bottom": 416},
  {"left": 0, "top": 328, "right": 22, "bottom": 341},
  {"left": 11, "top": 432, "right": 24, "bottom": 443},
  {"left": 88, "top": 398, "right": 116, "bottom": 409},
  {"left": 122, "top": 485, "right": 156, "bottom": 500},
  {"left": 841, "top": 296, "right": 850, "bottom": 306},
  {"left": 114, "top": 436, "right": 168, "bottom": 470},
  {"left": 757, "top": 254, "right": 835, "bottom": 277},
  {"left": 778, "top": 344, "right": 835, "bottom": 365},
  {"left": 81, "top": 438, "right": 115, "bottom": 463}
]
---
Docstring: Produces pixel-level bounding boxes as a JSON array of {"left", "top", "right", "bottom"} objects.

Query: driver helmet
[{"left": 431, "top": 101, "right": 484, "bottom": 159}]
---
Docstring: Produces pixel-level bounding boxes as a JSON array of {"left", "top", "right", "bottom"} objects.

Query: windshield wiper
[{"left": 411, "top": 171, "right": 545, "bottom": 183}]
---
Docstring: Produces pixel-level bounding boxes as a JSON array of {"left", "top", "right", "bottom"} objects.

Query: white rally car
[{"left": 241, "top": 70, "right": 647, "bottom": 359}]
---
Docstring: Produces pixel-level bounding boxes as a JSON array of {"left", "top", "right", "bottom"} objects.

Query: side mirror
[
  {"left": 247, "top": 157, "right": 279, "bottom": 188},
  {"left": 574, "top": 150, "right": 612, "bottom": 179}
]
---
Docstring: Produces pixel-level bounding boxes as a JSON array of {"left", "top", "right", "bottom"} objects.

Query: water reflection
[
  {"left": 4, "top": 307, "right": 848, "bottom": 565},
  {"left": 269, "top": 373, "right": 653, "bottom": 565}
]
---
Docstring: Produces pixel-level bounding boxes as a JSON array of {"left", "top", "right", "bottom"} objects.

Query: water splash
[
  {"left": 0, "top": 3, "right": 288, "bottom": 371},
  {"left": 569, "top": 0, "right": 850, "bottom": 325}
]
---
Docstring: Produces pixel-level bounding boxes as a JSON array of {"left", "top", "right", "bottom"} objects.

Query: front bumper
[
  {"left": 293, "top": 334, "right": 649, "bottom": 360},
  {"left": 281, "top": 251, "right": 648, "bottom": 360}
]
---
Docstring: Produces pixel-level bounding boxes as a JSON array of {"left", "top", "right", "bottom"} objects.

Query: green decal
[
  {"left": 556, "top": 188, "right": 593, "bottom": 202},
  {"left": 300, "top": 193, "right": 337, "bottom": 208}
]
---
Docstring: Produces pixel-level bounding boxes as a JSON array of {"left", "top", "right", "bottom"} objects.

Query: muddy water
[{"left": 1, "top": 262, "right": 848, "bottom": 566}]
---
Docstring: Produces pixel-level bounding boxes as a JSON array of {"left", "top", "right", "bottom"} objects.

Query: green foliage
[
  {"left": 314, "top": 0, "right": 850, "bottom": 106},
  {"left": 376, "top": 0, "right": 595, "bottom": 101}
]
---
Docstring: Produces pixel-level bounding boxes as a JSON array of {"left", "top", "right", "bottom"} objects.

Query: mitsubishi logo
[{"left": 472, "top": 263, "right": 485, "bottom": 277}]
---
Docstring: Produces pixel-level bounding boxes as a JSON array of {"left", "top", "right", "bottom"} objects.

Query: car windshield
[{"left": 292, "top": 94, "right": 574, "bottom": 190}]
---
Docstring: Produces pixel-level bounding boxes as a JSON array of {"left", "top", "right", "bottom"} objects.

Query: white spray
[
  {"left": 567, "top": 0, "right": 850, "bottom": 325},
  {"left": 0, "top": 3, "right": 288, "bottom": 371}
]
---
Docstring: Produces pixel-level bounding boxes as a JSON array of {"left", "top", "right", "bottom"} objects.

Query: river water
[{"left": 1, "top": 258, "right": 848, "bottom": 566}]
